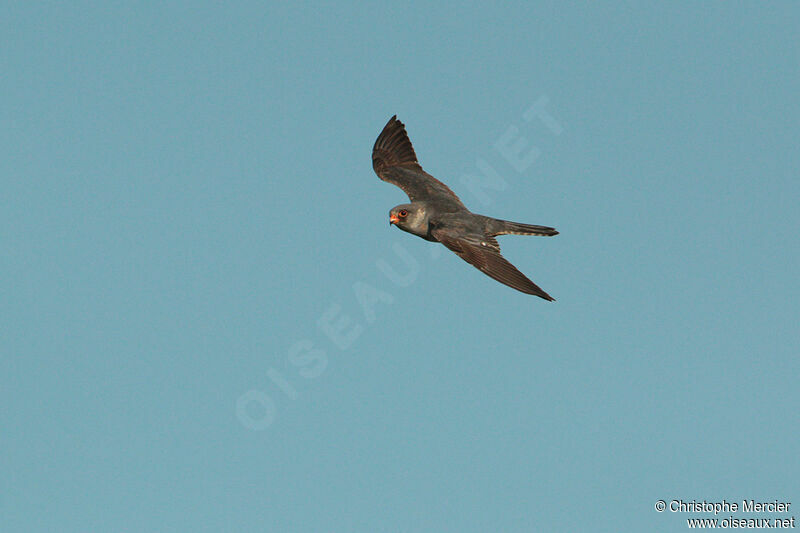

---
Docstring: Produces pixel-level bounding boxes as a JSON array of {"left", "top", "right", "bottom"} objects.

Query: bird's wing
[
  {"left": 372, "top": 116, "right": 463, "bottom": 205},
  {"left": 432, "top": 229, "right": 555, "bottom": 301}
]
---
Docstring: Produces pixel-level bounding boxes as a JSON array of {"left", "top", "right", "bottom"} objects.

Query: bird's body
[{"left": 373, "top": 116, "right": 558, "bottom": 301}]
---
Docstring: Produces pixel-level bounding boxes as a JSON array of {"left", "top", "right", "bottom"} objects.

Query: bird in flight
[{"left": 372, "top": 115, "right": 558, "bottom": 301}]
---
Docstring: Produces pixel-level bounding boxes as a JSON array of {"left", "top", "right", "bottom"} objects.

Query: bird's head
[{"left": 389, "top": 203, "right": 429, "bottom": 237}]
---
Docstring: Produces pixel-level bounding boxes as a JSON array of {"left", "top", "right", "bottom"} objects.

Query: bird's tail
[{"left": 489, "top": 218, "right": 559, "bottom": 237}]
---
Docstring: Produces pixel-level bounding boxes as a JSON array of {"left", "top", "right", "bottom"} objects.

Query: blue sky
[{"left": 2, "top": 2, "right": 798, "bottom": 531}]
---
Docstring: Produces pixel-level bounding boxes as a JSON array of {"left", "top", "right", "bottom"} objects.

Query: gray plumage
[{"left": 373, "top": 116, "right": 558, "bottom": 301}]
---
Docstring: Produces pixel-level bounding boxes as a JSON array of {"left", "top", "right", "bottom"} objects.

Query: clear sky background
[{"left": 2, "top": 2, "right": 798, "bottom": 532}]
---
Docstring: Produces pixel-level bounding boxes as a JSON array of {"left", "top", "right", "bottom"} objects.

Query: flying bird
[{"left": 372, "top": 115, "right": 558, "bottom": 301}]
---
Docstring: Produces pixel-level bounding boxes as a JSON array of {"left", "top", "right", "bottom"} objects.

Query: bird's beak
[{"left": 389, "top": 214, "right": 399, "bottom": 225}]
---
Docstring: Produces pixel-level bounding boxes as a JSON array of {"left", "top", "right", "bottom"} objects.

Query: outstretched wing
[
  {"left": 372, "top": 116, "right": 463, "bottom": 205},
  {"left": 432, "top": 229, "right": 555, "bottom": 301}
]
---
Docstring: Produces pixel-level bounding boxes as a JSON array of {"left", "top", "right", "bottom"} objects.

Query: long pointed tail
[{"left": 489, "top": 218, "right": 558, "bottom": 237}]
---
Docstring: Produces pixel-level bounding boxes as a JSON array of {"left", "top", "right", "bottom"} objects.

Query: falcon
[{"left": 372, "top": 115, "right": 559, "bottom": 301}]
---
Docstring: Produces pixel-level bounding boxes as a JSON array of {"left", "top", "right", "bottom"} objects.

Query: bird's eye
[{"left": 399, "top": 209, "right": 408, "bottom": 217}]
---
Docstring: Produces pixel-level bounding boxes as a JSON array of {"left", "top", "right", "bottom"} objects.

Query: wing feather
[
  {"left": 372, "top": 116, "right": 463, "bottom": 205},
  {"left": 433, "top": 230, "right": 555, "bottom": 301}
]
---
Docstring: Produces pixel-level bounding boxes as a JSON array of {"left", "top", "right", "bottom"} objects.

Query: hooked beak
[{"left": 389, "top": 214, "right": 399, "bottom": 225}]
